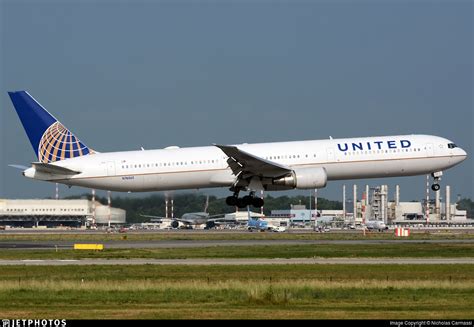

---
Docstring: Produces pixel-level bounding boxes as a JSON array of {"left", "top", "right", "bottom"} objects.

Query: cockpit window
[{"left": 448, "top": 143, "right": 457, "bottom": 149}]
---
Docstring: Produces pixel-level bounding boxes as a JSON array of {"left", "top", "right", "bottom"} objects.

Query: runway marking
[{"left": 2, "top": 239, "right": 474, "bottom": 250}]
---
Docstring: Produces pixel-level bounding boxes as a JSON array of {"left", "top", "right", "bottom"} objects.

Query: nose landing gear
[
  {"left": 431, "top": 184, "right": 440, "bottom": 192},
  {"left": 431, "top": 171, "right": 442, "bottom": 191}
]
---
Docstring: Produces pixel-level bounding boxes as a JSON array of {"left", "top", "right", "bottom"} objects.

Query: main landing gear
[
  {"left": 431, "top": 171, "right": 442, "bottom": 191},
  {"left": 226, "top": 191, "right": 264, "bottom": 208}
]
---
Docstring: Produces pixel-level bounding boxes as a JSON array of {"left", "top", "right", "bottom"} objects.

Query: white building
[
  {"left": 271, "top": 205, "right": 344, "bottom": 225},
  {"left": 272, "top": 204, "right": 314, "bottom": 224},
  {"left": 224, "top": 211, "right": 265, "bottom": 223},
  {"left": 0, "top": 199, "right": 126, "bottom": 227}
]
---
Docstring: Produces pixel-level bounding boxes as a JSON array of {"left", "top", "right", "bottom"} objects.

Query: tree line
[
  {"left": 62, "top": 193, "right": 473, "bottom": 223},
  {"left": 457, "top": 198, "right": 474, "bottom": 219},
  {"left": 63, "top": 193, "right": 343, "bottom": 223}
]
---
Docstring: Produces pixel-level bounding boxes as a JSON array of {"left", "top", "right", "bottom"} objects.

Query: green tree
[
  {"left": 62, "top": 193, "right": 344, "bottom": 223},
  {"left": 457, "top": 198, "right": 474, "bottom": 219}
]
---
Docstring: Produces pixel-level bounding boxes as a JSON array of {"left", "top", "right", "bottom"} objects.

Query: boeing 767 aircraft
[{"left": 8, "top": 91, "right": 467, "bottom": 208}]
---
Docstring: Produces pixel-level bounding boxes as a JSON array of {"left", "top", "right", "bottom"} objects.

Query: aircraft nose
[{"left": 458, "top": 148, "right": 467, "bottom": 161}]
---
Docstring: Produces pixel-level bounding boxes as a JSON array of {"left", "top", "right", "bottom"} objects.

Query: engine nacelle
[{"left": 273, "top": 167, "right": 327, "bottom": 189}]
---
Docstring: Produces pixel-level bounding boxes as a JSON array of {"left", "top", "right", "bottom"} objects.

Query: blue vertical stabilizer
[{"left": 8, "top": 91, "right": 94, "bottom": 163}]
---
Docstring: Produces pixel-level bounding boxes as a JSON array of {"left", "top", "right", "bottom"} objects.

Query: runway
[
  {"left": 0, "top": 238, "right": 473, "bottom": 249},
  {"left": 0, "top": 239, "right": 474, "bottom": 250},
  {"left": 1, "top": 258, "right": 473, "bottom": 265}
]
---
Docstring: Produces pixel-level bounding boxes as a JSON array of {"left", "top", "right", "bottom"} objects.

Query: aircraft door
[
  {"left": 106, "top": 161, "right": 116, "bottom": 176},
  {"left": 425, "top": 143, "right": 434, "bottom": 157}
]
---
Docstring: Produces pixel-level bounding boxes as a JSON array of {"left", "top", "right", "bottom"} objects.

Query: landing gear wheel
[
  {"left": 431, "top": 184, "right": 440, "bottom": 191},
  {"left": 236, "top": 198, "right": 247, "bottom": 208},
  {"left": 242, "top": 195, "right": 253, "bottom": 206},
  {"left": 226, "top": 196, "right": 237, "bottom": 206},
  {"left": 252, "top": 197, "right": 264, "bottom": 208}
]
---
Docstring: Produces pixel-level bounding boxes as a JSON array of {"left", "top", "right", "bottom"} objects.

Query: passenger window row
[
  {"left": 121, "top": 159, "right": 219, "bottom": 170},
  {"left": 264, "top": 154, "right": 317, "bottom": 160},
  {"left": 343, "top": 148, "right": 422, "bottom": 156}
]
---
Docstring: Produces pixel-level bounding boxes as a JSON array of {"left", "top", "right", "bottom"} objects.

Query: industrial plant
[{"left": 0, "top": 181, "right": 470, "bottom": 230}]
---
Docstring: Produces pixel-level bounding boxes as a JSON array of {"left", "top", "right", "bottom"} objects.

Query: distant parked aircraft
[
  {"left": 365, "top": 220, "right": 388, "bottom": 231},
  {"left": 141, "top": 196, "right": 226, "bottom": 229},
  {"left": 247, "top": 217, "right": 269, "bottom": 231}
]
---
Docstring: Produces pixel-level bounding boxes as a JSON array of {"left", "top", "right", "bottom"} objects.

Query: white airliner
[
  {"left": 8, "top": 91, "right": 467, "bottom": 208},
  {"left": 141, "top": 212, "right": 227, "bottom": 229},
  {"left": 365, "top": 220, "right": 388, "bottom": 231},
  {"left": 141, "top": 196, "right": 227, "bottom": 228}
]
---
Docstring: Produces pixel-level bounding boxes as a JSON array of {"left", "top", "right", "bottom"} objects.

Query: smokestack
[
  {"left": 365, "top": 184, "right": 369, "bottom": 224},
  {"left": 446, "top": 185, "right": 451, "bottom": 221},
  {"left": 107, "top": 190, "right": 111, "bottom": 228},
  {"left": 171, "top": 198, "right": 174, "bottom": 218},
  {"left": 92, "top": 189, "right": 96, "bottom": 227},
  {"left": 361, "top": 190, "right": 366, "bottom": 225},
  {"left": 425, "top": 175, "right": 430, "bottom": 224},
  {"left": 343, "top": 184, "right": 346, "bottom": 221},
  {"left": 314, "top": 188, "right": 318, "bottom": 220},
  {"left": 381, "top": 185, "right": 387, "bottom": 223},
  {"left": 395, "top": 185, "right": 400, "bottom": 206},
  {"left": 353, "top": 184, "right": 357, "bottom": 222},
  {"left": 435, "top": 188, "right": 440, "bottom": 220}
]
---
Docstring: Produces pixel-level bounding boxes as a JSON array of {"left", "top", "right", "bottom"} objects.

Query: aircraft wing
[
  {"left": 214, "top": 144, "right": 291, "bottom": 179},
  {"left": 207, "top": 214, "right": 227, "bottom": 219},
  {"left": 206, "top": 216, "right": 232, "bottom": 222},
  {"left": 139, "top": 214, "right": 195, "bottom": 225},
  {"left": 171, "top": 218, "right": 198, "bottom": 224},
  {"left": 140, "top": 214, "right": 166, "bottom": 220}
]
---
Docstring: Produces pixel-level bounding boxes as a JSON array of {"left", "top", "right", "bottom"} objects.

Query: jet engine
[{"left": 272, "top": 167, "right": 327, "bottom": 189}]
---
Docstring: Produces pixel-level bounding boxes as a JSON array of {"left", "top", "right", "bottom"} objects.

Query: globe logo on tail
[{"left": 38, "top": 121, "right": 94, "bottom": 163}]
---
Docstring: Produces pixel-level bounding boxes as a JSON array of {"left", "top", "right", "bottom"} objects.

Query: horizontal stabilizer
[
  {"left": 8, "top": 164, "right": 29, "bottom": 170},
  {"left": 32, "top": 162, "right": 81, "bottom": 175}
]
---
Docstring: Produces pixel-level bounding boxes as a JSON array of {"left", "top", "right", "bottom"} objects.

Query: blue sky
[{"left": 1, "top": 0, "right": 472, "bottom": 203}]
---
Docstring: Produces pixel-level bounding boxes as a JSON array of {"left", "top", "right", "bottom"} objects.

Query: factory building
[
  {"left": 271, "top": 205, "right": 344, "bottom": 225},
  {"left": 348, "top": 184, "right": 469, "bottom": 225},
  {"left": 272, "top": 183, "right": 470, "bottom": 227},
  {"left": 0, "top": 199, "right": 126, "bottom": 228}
]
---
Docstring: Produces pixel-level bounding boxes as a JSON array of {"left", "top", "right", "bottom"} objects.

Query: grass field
[
  {"left": 1, "top": 264, "right": 473, "bottom": 319},
  {"left": 1, "top": 242, "right": 474, "bottom": 260},
  {"left": 1, "top": 230, "right": 473, "bottom": 242},
  {"left": 2, "top": 232, "right": 473, "bottom": 319}
]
